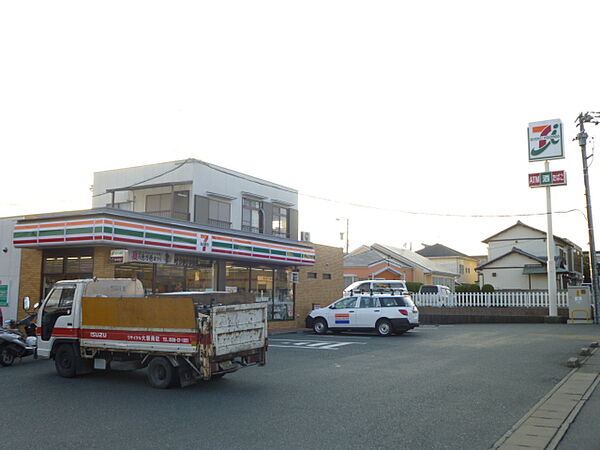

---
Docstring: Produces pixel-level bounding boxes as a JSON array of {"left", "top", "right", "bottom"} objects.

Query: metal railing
[{"left": 208, "top": 218, "right": 231, "bottom": 229}]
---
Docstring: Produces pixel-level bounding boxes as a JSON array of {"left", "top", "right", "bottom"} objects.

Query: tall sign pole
[
  {"left": 576, "top": 113, "right": 600, "bottom": 324},
  {"left": 528, "top": 119, "right": 565, "bottom": 317},
  {"left": 544, "top": 159, "right": 558, "bottom": 317}
]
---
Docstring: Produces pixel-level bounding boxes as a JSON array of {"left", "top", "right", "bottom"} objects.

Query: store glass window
[
  {"left": 66, "top": 256, "right": 93, "bottom": 274},
  {"left": 226, "top": 264, "right": 250, "bottom": 294},
  {"left": 251, "top": 267, "right": 273, "bottom": 303},
  {"left": 273, "top": 268, "right": 294, "bottom": 321},
  {"left": 42, "top": 250, "right": 94, "bottom": 298},
  {"left": 155, "top": 265, "right": 185, "bottom": 293},
  {"left": 186, "top": 262, "right": 214, "bottom": 291},
  {"left": 115, "top": 262, "right": 154, "bottom": 294}
]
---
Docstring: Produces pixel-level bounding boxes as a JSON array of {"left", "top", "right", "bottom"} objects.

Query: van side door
[{"left": 328, "top": 297, "right": 358, "bottom": 329}]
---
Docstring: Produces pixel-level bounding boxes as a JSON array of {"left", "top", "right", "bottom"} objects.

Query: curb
[{"left": 492, "top": 348, "right": 599, "bottom": 449}]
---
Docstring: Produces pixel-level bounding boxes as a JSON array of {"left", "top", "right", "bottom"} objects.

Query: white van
[
  {"left": 419, "top": 284, "right": 451, "bottom": 302},
  {"left": 344, "top": 280, "right": 408, "bottom": 296}
]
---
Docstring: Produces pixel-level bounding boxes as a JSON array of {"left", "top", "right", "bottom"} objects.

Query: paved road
[{"left": 1, "top": 324, "right": 599, "bottom": 449}]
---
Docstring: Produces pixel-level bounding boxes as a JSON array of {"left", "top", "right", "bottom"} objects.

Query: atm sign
[{"left": 529, "top": 170, "right": 567, "bottom": 188}]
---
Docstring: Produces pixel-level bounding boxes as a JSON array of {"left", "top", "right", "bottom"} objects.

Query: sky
[{"left": 1, "top": 1, "right": 600, "bottom": 256}]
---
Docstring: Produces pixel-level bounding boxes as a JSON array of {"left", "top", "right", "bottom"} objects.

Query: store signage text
[
  {"left": 0, "top": 284, "right": 8, "bottom": 307},
  {"left": 528, "top": 170, "right": 567, "bottom": 188}
]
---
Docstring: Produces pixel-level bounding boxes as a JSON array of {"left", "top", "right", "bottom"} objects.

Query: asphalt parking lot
[{"left": 2, "top": 323, "right": 599, "bottom": 449}]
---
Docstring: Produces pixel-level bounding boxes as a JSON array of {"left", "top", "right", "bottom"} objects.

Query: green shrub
[
  {"left": 406, "top": 282, "right": 423, "bottom": 293},
  {"left": 481, "top": 284, "right": 495, "bottom": 292},
  {"left": 455, "top": 284, "right": 481, "bottom": 293}
]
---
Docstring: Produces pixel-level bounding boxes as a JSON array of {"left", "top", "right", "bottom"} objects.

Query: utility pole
[
  {"left": 337, "top": 217, "right": 349, "bottom": 254},
  {"left": 576, "top": 112, "right": 600, "bottom": 324}
]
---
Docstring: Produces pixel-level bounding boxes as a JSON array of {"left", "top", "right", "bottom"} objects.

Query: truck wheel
[
  {"left": 0, "top": 346, "right": 15, "bottom": 367},
  {"left": 55, "top": 344, "right": 77, "bottom": 377},
  {"left": 313, "top": 318, "right": 328, "bottom": 335},
  {"left": 147, "top": 357, "right": 174, "bottom": 389}
]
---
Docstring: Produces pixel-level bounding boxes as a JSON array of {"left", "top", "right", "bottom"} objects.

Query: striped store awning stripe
[{"left": 13, "top": 217, "right": 316, "bottom": 265}]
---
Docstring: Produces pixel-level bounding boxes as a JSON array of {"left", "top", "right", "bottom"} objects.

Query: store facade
[{"left": 13, "top": 208, "right": 315, "bottom": 322}]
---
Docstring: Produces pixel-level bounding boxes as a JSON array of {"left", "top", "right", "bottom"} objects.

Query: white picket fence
[{"left": 413, "top": 291, "right": 569, "bottom": 308}]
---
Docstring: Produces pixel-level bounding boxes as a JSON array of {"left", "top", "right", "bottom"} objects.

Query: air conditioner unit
[{"left": 300, "top": 231, "right": 311, "bottom": 242}]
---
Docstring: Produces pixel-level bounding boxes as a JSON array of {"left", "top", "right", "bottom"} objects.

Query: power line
[
  {"left": 299, "top": 191, "right": 585, "bottom": 219},
  {"left": 92, "top": 159, "right": 194, "bottom": 198}
]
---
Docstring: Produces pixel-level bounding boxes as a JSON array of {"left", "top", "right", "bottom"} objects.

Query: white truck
[{"left": 36, "top": 278, "right": 268, "bottom": 388}]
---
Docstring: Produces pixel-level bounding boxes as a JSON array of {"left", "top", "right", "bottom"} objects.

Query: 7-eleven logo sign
[
  {"left": 199, "top": 234, "right": 211, "bottom": 252},
  {"left": 528, "top": 119, "right": 564, "bottom": 161}
]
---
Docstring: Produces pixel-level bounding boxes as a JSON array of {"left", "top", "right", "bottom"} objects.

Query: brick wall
[
  {"left": 269, "top": 243, "right": 344, "bottom": 330},
  {"left": 93, "top": 247, "right": 116, "bottom": 278},
  {"left": 17, "top": 248, "right": 43, "bottom": 320}
]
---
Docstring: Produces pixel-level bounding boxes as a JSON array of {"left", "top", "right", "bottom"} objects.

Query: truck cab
[{"left": 37, "top": 279, "right": 144, "bottom": 359}]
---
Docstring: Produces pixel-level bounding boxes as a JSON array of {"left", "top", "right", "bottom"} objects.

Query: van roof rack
[{"left": 349, "top": 287, "right": 410, "bottom": 296}]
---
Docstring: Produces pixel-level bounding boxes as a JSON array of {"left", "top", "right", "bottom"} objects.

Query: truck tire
[
  {"left": 147, "top": 357, "right": 175, "bottom": 389},
  {"left": 55, "top": 344, "right": 77, "bottom": 378},
  {"left": 0, "top": 346, "right": 15, "bottom": 367}
]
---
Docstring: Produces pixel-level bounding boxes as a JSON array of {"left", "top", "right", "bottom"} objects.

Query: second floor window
[
  {"left": 272, "top": 206, "right": 289, "bottom": 238},
  {"left": 208, "top": 198, "right": 231, "bottom": 229},
  {"left": 145, "top": 190, "right": 189, "bottom": 221},
  {"left": 242, "top": 198, "right": 264, "bottom": 233}
]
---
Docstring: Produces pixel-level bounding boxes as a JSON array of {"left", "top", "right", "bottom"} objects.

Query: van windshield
[{"left": 420, "top": 286, "right": 438, "bottom": 294}]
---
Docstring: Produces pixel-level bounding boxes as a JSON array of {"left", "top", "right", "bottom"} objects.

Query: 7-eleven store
[{"left": 12, "top": 208, "right": 315, "bottom": 326}]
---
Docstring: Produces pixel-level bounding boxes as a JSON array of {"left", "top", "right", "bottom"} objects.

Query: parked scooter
[
  {"left": 0, "top": 321, "right": 36, "bottom": 366},
  {"left": 0, "top": 296, "right": 38, "bottom": 367}
]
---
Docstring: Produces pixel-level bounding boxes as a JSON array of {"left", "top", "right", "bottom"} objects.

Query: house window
[
  {"left": 272, "top": 206, "right": 289, "bottom": 238},
  {"left": 242, "top": 198, "right": 264, "bottom": 233},
  {"left": 492, "top": 272, "right": 497, "bottom": 277},
  {"left": 146, "top": 190, "right": 190, "bottom": 221},
  {"left": 323, "top": 273, "right": 332, "bottom": 280},
  {"left": 307, "top": 272, "right": 317, "bottom": 279},
  {"left": 459, "top": 264, "right": 465, "bottom": 274},
  {"left": 208, "top": 198, "right": 231, "bottom": 229}
]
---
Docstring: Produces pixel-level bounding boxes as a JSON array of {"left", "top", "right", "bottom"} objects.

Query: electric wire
[{"left": 90, "top": 157, "right": 586, "bottom": 221}]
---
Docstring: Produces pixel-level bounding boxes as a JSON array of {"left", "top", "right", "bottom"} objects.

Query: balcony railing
[
  {"left": 208, "top": 218, "right": 231, "bottom": 229},
  {"left": 146, "top": 210, "right": 190, "bottom": 221}
]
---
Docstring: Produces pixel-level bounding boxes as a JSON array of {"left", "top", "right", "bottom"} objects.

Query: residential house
[
  {"left": 476, "top": 221, "right": 584, "bottom": 290},
  {"left": 415, "top": 243, "right": 479, "bottom": 284},
  {"left": 343, "top": 243, "right": 459, "bottom": 290}
]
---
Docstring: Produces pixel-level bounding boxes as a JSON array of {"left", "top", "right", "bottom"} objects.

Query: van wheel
[
  {"left": 0, "top": 346, "right": 15, "bottom": 367},
  {"left": 313, "top": 318, "right": 328, "bottom": 335},
  {"left": 376, "top": 319, "right": 393, "bottom": 336},
  {"left": 147, "top": 357, "right": 174, "bottom": 389},
  {"left": 55, "top": 344, "right": 77, "bottom": 377}
]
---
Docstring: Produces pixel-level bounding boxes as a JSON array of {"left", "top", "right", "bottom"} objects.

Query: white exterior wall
[
  {"left": 92, "top": 160, "right": 298, "bottom": 231},
  {"left": 480, "top": 252, "right": 547, "bottom": 290},
  {"left": 0, "top": 217, "right": 22, "bottom": 322},
  {"left": 190, "top": 162, "right": 297, "bottom": 230},
  {"left": 488, "top": 227, "right": 547, "bottom": 260}
]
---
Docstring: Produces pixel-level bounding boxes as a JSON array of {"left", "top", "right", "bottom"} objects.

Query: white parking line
[{"left": 269, "top": 339, "right": 367, "bottom": 350}]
